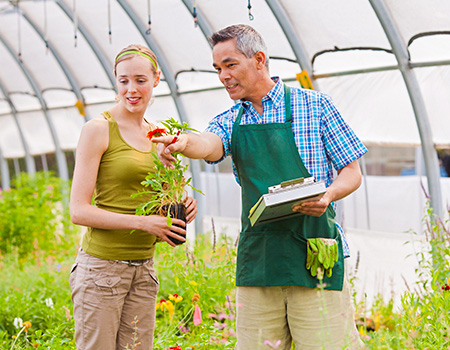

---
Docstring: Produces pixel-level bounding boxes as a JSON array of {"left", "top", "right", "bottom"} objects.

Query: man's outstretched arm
[{"left": 152, "top": 132, "right": 224, "bottom": 168}]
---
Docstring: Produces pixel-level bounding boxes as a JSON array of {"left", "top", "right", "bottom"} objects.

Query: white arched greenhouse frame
[{"left": 1, "top": 0, "right": 449, "bottom": 240}]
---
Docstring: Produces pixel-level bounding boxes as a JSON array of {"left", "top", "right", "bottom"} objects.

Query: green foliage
[
  {"left": 132, "top": 118, "right": 204, "bottom": 226},
  {"left": 0, "top": 172, "right": 79, "bottom": 261},
  {"left": 0, "top": 234, "right": 237, "bottom": 350},
  {"left": 153, "top": 234, "right": 237, "bottom": 349},
  {"left": 159, "top": 117, "right": 198, "bottom": 136},
  {"left": 393, "top": 207, "right": 450, "bottom": 349},
  {"left": 356, "top": 205, "right": 450, "bottom": 349},
  {"left": 0, "top": 254, "right": 76, "bottom": 349}
]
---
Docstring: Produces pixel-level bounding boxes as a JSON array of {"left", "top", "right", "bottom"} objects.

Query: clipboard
[{"left": 248, "top": 177, "right": 326, "bottom": 227}]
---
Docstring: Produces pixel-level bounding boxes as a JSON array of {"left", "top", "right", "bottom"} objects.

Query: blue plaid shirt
[{"left": 205, "top": 77, "right": 368, "bottom": 257}]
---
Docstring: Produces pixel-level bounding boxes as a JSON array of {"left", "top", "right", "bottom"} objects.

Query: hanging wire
[
  {"left": 73, "top": 0, "right": 78, "bottom": 47},
  {"left": 107, "top": 0, "right": 112, "bottom": 43},
  {"left": 145, "top": 0, "right": 151, "bottom": 34},
  {"left": 193, "top": 0, "right": 197, "bottom": 27},
  {"left": 44, "top": 0, "right": 49, "bottom": 54},
  {"left": 247, "top": 0, "right": 254, "bottom": 21},
  {"left": 16, "top": 1, "right": 22, "bottom": 62}
]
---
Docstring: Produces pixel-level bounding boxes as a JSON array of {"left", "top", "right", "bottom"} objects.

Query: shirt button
[{"left": 106, "top": 279, "right": 112, "bottom": 285}]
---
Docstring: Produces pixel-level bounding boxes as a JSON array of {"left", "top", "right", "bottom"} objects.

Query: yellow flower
[
  {"left": 374, "top": 314, "right": 381, "bottom": 331},
  {"left": 163, "top": 300, "right": 175, "bottom": 320},
  {"left": 189, "top": 281, "right": 198, "bottom": 286},
  {"left": 156, "top": 299, "right": 175, "bottom": 319},
  {"left": 169, "top": 293, "right": 183, "bottom": 303},
  {"left": 156, "top": 298, "right": 167, "bottom": 311}
]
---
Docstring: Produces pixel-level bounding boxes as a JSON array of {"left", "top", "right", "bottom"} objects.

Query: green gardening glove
[{"left": 306, "top": 238, "right": 339, "bottom": 278}]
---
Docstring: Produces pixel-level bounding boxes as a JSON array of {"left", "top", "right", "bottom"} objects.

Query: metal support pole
[
  {"left": 21, "top": 11, "right": 91, "bottom": 120},
  {"left": 370, "top": 0, "right": 443, "bottom": 218},
  {"left": 56, "top": 0, "right": 116, "bottom": 90},
  {"left": 265, "top": 0, "right": 319, "bottom": 89},
  {"left": 0, "top": 35, "right": 69, "bottom": 181},
  {"left": 181, "top": 0, "right": 214, "bottom": 41},
  {"left": 0, "top": 148, "right": 10, "bottom": 189},
  {"left": 0, "top": 80, "right": 36, "bottom": 174}
]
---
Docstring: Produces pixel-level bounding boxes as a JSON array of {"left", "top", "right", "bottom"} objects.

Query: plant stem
[{"left": 10, "top": 326, "right": 26, "bottom": 350}]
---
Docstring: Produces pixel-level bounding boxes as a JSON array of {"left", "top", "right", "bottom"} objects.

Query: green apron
[{"left": 230, "top": 85, "right": 344, "bottom": 291}]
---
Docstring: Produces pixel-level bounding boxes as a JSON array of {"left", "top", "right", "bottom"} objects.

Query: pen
[{"left": 171, "top": 130, "right": 181, "bottom": 144}]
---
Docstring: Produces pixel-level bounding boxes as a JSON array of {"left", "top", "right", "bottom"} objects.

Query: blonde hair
[{"left": 113, "top": 44, "right": 158, "bottom": 76}]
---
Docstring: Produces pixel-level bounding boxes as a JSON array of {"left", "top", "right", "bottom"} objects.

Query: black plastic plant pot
[{"left": 161, "top": 203, "right": 187, "bottom": 245}]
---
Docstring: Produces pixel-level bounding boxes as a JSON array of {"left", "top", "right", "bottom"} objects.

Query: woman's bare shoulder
[{"left": 77, "top": 115, "right": 109, "bottom": 152}]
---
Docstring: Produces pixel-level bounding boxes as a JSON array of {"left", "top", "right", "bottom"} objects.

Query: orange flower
[
  {"left": 22, "top": 321, "right": 32, "bottom": 333},
  {"left": 192, "top": 293, "right": 200, "bottom": 304},
  {"left": 147, "top": 128, "right": 166, "bottom": 140}
]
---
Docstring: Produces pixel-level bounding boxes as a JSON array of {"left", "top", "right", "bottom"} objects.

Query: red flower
[
  {"left": 147, "top": 128, "right": 166, "bottom": 140},
  {"left": 169, "top": 347, "right": 182, "bottom": 350},
  {"left": 442, "top": 284, "right": 450, "bottom": 291}
]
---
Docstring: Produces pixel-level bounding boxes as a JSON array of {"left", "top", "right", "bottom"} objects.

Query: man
[{"left": 154, "top": 24, "right": 367, "bottom": 349}]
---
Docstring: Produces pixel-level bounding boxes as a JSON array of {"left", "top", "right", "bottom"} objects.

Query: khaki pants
[
  {"left": 70, "top": 250, "right": 159, "bottom": 350},
  {"left": 236, "top": 278, "right": 364, "bottom": 350}
]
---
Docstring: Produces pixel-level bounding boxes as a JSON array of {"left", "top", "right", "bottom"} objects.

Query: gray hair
[{"left": 209, "top": 24, "right": 269, "bottom": 68}]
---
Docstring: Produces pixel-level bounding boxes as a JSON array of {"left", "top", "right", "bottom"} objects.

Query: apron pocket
[{"left": 237, "top": 230, "right": 298, "bottom": 286}]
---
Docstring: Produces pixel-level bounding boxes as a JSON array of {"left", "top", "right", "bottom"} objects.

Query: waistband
[{"left": 114, "top": 258, "right": 153, "bottom": 266}]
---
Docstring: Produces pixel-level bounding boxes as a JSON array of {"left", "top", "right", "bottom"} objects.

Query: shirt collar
[{"left": 240, "top": 76, "right": 284, "bottom": 109}]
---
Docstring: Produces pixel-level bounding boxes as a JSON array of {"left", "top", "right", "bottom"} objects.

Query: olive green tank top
[{"left": 81, "top": 111, "right": 158, "bottom": 260}]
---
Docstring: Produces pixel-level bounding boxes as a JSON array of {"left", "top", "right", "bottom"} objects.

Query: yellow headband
[{"left": 116, "top": 50, "right": 158, "bottom": 70}]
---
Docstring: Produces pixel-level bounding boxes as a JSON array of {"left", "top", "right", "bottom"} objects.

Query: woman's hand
[
  {"left": 185, "top": 196, "right": 198, "bottom": 224},
  {"left": 142, "top": 215, "right": 186, "bottom": 247}
]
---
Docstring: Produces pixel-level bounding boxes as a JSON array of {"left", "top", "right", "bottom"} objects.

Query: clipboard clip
[{"left": 268, "top": 176, "right": 315, "bottom": 193}]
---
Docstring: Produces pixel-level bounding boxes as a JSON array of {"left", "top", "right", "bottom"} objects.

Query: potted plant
[{"left": 132, "top": 117, "right": 203, "bottom": 245}]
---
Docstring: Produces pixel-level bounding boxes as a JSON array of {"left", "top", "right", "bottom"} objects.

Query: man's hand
[
  {"left": 152, "top": 134, "right": 188, "bottom": 168},
  {"left": 153, "top": 132, "right": 224, "bottom": 165},
  {"left": 293, "top": 160, "right": 362, "bottom": 217},
  {"left": 292, "top": 194, "right": 331, "bottom": 217}
]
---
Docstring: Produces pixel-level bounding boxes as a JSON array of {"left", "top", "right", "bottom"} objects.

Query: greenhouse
[{"left": 1, "top": 0, "right": 450, "bottom": 349}]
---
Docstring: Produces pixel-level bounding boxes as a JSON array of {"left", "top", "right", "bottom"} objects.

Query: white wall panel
[
  {"left": 48, "top": 108, "right": 85, "bottom": 150},
  {"left": 0, "top": 115, "right": 25, "bottom": 158},
  {"left": 17, "top": 111, "right": 55, "bottom": 155}
]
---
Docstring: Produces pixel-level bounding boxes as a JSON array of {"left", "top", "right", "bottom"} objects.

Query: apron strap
[
  {"left": 284, "top": 85, "right": 292, "bottom": 123},
  {"left": 233, "top": 84, "right": 292, "bottom": 127}
]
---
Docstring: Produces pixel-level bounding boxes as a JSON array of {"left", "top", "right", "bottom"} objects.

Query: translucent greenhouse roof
[{"left": 0, "top": 0, "right": 450, "bottom": 210}]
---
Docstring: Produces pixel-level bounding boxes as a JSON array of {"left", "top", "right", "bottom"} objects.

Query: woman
[{"left": 69, "top": 44, "right": 197, "bottom": 350}]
